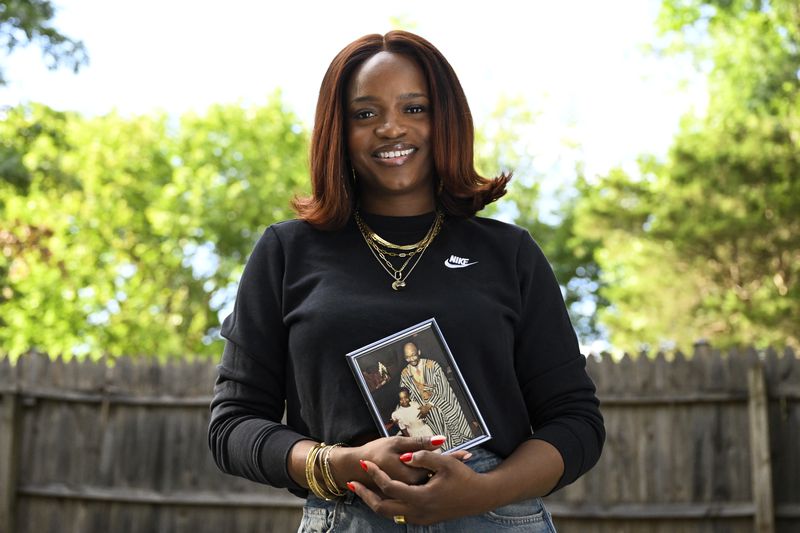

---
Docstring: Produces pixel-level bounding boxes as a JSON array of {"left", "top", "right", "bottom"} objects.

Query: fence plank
[
  {"left": 749, "top": 364, "right": 776, "bottom": 533},
  {"left": 547, "top": 501, "right": 756, "bottom": 519},
  {"left": 0, "top": 357, "right": 19, "bottom": 533},
  {"left": 17, "top": 482, "right": 303, "bottom": 507}
]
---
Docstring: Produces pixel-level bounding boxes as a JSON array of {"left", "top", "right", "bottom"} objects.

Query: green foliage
[
  {"left": 571, "top": 0, "right": 800, "bottom": 351},
  {"left": 474, "top": 96, "right": 605, "bottom": 341},
  {"left": 1, "top": 91, "right": 569, "bottom": 360},
  {"left": 531, "top": 179, "right": 606, "bottom": 341},
  {"left": 0, "top": 95, "right": 309, "bottom": 359},
  {"left": 0, "top": 0, "right": 88, "bottom": 84},
  {"left": 474, "top": 95, "right": 538, "bottom": 179},
  {"left": 9, "top": 0, "right": 797, "bottom": 358}
]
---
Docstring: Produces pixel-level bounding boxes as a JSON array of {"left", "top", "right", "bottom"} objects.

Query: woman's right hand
[{"left": 331, "top": 435, "right": 470, "bottom": 491}]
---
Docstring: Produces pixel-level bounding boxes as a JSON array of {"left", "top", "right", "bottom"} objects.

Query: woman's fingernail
[
  {"left": 431, "top": 435, "right": 446, "bottom": 446},
  {"left": 463, "top": 452, "right": 473, "bottom": 460},
  {"left": 399, "top": 452, "right": 413, "bottom": 463},
  {"left": 347, "top": 482, "right": 356, "bottom": 492},
  {"left": 359, "top": 460, "right": 368, "bottom": 472}
]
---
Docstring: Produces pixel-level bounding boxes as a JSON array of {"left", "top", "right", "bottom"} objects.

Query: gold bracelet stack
[{"left": 305, "top": 442, "right": 346, "bottom": 500}]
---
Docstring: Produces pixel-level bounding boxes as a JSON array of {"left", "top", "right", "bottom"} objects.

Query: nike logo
[{"left": 444, "top": 255, "right": 478, "bottom": 269}]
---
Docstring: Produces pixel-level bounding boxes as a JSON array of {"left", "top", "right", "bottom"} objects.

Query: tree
[
  {"left": 474, "top": 96, "right": 605, "bottom": 342},
  {"left": 0, "top": 0, "right": 88, "bottom": 85},
  {"left": 572, "top": 0, "right": 800, "bottom": 351},
  {"left": 0, "top": 94, "right": 309, "bottom": 359},
  {"left": 2, "top": 91, "right": 592, "bottom": 360}
]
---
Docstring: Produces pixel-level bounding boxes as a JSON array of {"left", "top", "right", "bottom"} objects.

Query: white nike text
[{"left": 444, "top": 255, "right": 478, "bottom": 269}]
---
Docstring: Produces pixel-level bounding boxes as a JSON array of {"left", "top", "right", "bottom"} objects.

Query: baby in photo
[{"left": 391, "top": 387, "right": 434, "bottom": 438}]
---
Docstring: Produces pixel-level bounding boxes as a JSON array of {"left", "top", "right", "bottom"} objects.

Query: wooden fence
[
  {"left": 0, "top": 347, "right": 797, "bottom": 533},
  {"left": 546, "top": 347, "right": 799, "bottom": 533}
]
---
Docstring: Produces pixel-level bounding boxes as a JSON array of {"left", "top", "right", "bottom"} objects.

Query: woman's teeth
[{"left": 377, "top": 148, "right": 414, "bottom": 159}]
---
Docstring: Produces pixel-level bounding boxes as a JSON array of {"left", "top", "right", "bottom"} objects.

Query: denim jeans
[{"left": 297, "top": 447, "right": 557, "bottom": 532}]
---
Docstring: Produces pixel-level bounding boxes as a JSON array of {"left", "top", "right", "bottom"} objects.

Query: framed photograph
[{"left": 346, "top": 318, "right": 491, "bottom": 454}]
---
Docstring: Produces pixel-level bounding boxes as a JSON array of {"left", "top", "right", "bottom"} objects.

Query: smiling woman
[
  {"left": 293, "top": 31, "right": 510, "bottom": 230},
  {"left": 208, "top": 30, "right": 604, "bottom": 532},
  {"left": 347, "top": 52, "right": 435, "bottom": 216}
]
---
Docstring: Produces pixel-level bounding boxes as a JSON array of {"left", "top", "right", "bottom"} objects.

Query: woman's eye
[
  {"left": 354, "top": 110, "right": 375, "bottom": 120},
  {"left": 406, "top": 105, "right": 426, "bottom": 114}
]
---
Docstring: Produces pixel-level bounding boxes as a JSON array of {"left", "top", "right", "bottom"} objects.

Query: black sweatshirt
[{"left": 208, "top": 212, "right": 604, "bottom": 497}]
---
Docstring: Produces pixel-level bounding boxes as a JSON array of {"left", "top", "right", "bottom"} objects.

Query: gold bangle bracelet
[
  {"left": 305, "top": 443, "right": 345, "bottom": 501},
  {"left": 311, "top": 456, "right": 332, "bottom": 500},
  {"left": 304, "top": 443, "right": 321, "bottom": 486},
  {"left": 321, "top": 443, "right": 345, "bottom": 497},
  {"left": 305, "top": 443, "right": 329, "bottom": 500}
]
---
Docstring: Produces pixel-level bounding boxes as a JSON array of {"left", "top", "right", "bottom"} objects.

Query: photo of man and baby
[{"left": 349, "top": 321, "right": 490, "bottom": 453}]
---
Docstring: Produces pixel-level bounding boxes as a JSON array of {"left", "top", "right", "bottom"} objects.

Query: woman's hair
[{"left": 293, "top": 30, "right": 510, "bottom": 229}]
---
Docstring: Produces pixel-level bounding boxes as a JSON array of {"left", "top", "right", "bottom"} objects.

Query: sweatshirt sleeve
[
  {"left": 513, "top": 230, "right": 605, "bottom": 493},
  {"left": 208, "top": 226, "right": 307, "bottom": 492}
]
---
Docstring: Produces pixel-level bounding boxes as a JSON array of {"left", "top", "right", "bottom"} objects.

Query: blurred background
[{"left": 0, "top": 1, "right": 798, "bottom": 532}]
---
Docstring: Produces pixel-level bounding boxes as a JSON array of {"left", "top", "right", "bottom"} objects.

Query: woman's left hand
[{"left": 348, "top": 450, "right": 496, "bottom": 526}]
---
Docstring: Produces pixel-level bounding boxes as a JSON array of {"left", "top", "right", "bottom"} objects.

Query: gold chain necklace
[
  {"left": 357, "top": 217, "right": 427, "bottom": 251},
  {"left": 367, "top": 231, "right": 422, "bottom": 251},
  {"left": 355, "top": 210, "right": 444, "bottom": 291}
]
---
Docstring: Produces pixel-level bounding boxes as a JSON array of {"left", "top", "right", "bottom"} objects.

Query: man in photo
[{"left": 399, "top": 341, "right": 473, "bottom": 448}]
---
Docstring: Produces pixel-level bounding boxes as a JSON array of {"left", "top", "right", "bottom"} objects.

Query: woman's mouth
[{"left": 373, "top": 146, "right": 417, "bottom": 166}]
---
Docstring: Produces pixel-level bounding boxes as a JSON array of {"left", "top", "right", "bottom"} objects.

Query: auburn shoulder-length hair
[{"left": 293, "top": 30, "right": 510, "bottom": 230}]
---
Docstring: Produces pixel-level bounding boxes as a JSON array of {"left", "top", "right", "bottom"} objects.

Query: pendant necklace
[{"left": 355, "top": 210, "right": 444, "bottom": 291}]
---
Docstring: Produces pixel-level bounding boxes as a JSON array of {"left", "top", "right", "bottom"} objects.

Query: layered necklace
[{"left": 355, "top": 210, "right": 444, "bottom": 291}]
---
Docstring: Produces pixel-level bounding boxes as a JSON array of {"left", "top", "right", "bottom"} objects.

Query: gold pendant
[{"left": 391, "top": 280, "right": 406, "bottom": 291}]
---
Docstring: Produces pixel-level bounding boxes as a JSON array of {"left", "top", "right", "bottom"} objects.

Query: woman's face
[{"left": 346, "top": 51, "right": 435, "bottom": 215}]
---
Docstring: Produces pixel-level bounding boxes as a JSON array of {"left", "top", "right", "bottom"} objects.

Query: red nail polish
[
  {"left": 360, "top": 460, "right": 368, "bottom": 472},
  {"left": 399, "top": 452, "right": 413, "bottom": 463},
  {"left": 431, "top": 436, "right": 446, "bottom": 446},
  {"left": 347, "top": 482, "right": 356, "bottom": 492}
]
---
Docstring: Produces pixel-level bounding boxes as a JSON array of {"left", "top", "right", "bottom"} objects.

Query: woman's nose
[{"left": 376, "top": 112, "right": 406, "bottom": 138}]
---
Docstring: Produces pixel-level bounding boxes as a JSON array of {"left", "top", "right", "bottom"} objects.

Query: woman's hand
[
  {"left": 330, "top": 435, "right": 472, "bottom": 493},
  {"left": 347, "top": 439, "right": 566, "bottom": 525},
  {"left": 356, "top": 436, "right": 442, "bottom": 485},
  {"left": 347, "top": 449, "right": 495, "bottom": 525},
  {"left": 289, "top": 435, "right": 473, "bottom": 494}
]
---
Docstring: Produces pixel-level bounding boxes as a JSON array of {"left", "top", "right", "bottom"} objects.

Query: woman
[{"left": 208, "top": 31, "right": 604, "bottom": 531}]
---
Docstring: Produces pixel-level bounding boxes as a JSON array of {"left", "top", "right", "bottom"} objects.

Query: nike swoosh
[{"left": 444, "top": 259, "right": 479, "bottom": 269}]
